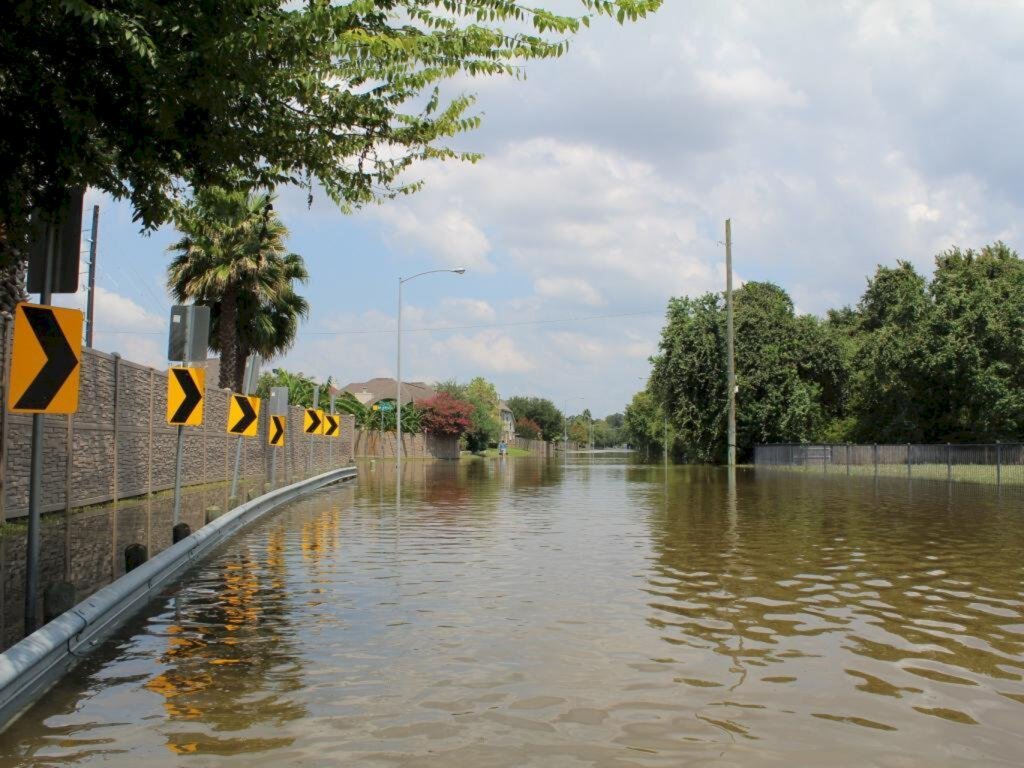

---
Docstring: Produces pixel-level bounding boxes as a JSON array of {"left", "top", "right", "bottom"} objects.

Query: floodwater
[{"left": 1, "top": 456, "right": 1023, "bottom": 766}]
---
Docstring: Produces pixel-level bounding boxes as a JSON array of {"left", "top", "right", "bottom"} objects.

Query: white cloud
[
  {"left": 440, "top": 297, "right": 496, "bottom": 322},
  {"left": 534, "top": 276, "right": 604, "bottom": 307},
  {"left": 695, "top": 67, "right": 806, "bottom": 108},
  {"left": 434, "top": 331, "right": 534, "bottom": 373},
  {"left": 373, "top": 206, "right": 493, "bottom": 272}
]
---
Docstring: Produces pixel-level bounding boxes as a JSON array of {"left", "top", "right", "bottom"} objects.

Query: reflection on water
[{"left": 1, "top": 457, "right": 1023, "bottom": 766}]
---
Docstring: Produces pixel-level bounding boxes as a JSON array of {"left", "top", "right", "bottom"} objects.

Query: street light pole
[
  {"left": 396, "top": 267, "right": 466, "bottom": 485},
  {"left": 725, "top": 218, "right": 736, "bottom": 468}
]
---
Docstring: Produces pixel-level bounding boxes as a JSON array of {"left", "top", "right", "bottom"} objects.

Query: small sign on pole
[{"left": 167, "top": 305, "right": 210, "bottom": 363}]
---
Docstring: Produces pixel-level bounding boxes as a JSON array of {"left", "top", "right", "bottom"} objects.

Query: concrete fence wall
[
  {"left": 512, "top": 437, "right": 551, "bottom": 455},
  {"left": 353, "top": 430, "right": 460, "bottom": 460},
  {"left": 0, "top": 316, "right": 355, "bottom": 520}
]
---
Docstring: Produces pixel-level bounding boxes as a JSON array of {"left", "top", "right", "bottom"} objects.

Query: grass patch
[{"left": 462, "top": 447, "right": 533, "bottom": 459}]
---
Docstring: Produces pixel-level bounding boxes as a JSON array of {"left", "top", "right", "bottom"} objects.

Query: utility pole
[
  {"left": 725, "top": 218, "right": 736, "bottom": 468},
  {"left": 85, "top": 205, "right": 99, "bottom": 347}
]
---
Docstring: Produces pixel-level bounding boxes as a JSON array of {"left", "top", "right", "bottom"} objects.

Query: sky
[{"left": 52, "top": 0, "right": 1024, "bottom": 417}]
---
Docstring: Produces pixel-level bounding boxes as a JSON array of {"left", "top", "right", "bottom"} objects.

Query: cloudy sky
[{"left": 57, "top": 1, "right": 1024, "bottom": 416}]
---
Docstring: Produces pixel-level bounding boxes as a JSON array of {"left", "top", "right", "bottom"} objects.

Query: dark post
[
  {"left": 43, "top": 582, "right": 75, "bottom": 624},
  {"left": 996, "top": 441, "right": 1001, "bottom": 488},
  {"left": 25, "top": 222, "right": 56, "bottom": 636},
  {"left": 124, "top": 543, "right": 148, "bottom": 573},
  {"left": 947, "top": 443, "right": 952, "bottom": 484},
  {"left": 846, "top": 443, "right": 851, "bottom": 476},
  {"left": 874, "top": 443, "right": 879, "bottom": 480},
  {"left": 172, "top": 522, "right": 191, "bottom": 543},
  {"left": 789, "top": 443, "right": 794, "bottom": 466},
  {"left": 907, "top": 443, "right": 912, "bottom": 479}
]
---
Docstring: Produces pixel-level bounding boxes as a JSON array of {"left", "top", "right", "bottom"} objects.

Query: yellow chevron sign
[
  {"left": 8, "top": 303, "right": 82, "bottom": 414},
  {"left": 324, "top": 413, "right": 341, "bottom": 438},
  {"left": 227, "top": 394, "right": 260, "bottom": 437},
  {"left": 167, "top": 367, "right": 204, "bottom": 426},
  {"left": 268, "top": 415, "right": 285, "bottom": 446},
  {"left": 303, "top": 408, "right": 324, "bottom": 434}
]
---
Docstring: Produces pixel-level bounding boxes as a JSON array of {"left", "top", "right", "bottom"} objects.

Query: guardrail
[{"left": 0, "top": 464, "right": 357, "bottom": 732}]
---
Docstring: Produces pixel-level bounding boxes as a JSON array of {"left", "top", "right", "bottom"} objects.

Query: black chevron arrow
[
  {"left": 230, "top": 395, "right": 257, "bottom": 434},
  {"left": 324, "top": 415, "right": 339, "bottom": 436},
  {"left": 305, "top": 409, "right": 321, "bottom": 433},
  {"left": 14, "top": 306, "right": 79, "bottom": 410},
  {"left": 270, "top": 416, "right": 285, "bottom": 445},
  {"left": 170, "top": 368, "right": 202, "bottom": 424}
]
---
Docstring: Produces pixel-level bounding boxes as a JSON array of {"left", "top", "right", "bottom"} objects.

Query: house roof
[
  {"left": 499, "top": 400, "right": 513, "bottom": 414},
  {"left": 338, "top": 378, "right": 436, "bottom": 406}
]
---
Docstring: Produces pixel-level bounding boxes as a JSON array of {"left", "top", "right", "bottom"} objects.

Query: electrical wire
[{"left": 97, "top": 309, "right": 664, "bottom": 336}]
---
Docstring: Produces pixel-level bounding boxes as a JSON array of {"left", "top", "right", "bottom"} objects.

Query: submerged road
[{"left": 1, "top": 456, "right": 1023, "bottom": 766}]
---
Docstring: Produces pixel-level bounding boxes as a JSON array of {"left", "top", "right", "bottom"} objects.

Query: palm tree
[{"left": 167, "top": 188, "right": 308, "bottom": 390}]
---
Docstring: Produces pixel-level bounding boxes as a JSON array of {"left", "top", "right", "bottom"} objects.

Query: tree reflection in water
[{"left": 144, "top": 523, "right": 306, "bottom": 755}]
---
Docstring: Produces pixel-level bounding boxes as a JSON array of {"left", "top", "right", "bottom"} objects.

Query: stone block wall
[{"left": 0, "top": 316, "right": 355, "bottom": 519}]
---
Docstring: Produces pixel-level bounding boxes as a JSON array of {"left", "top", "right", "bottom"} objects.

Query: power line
[{"left": 97, "top": 309, "right": 663, "bottom": 336}]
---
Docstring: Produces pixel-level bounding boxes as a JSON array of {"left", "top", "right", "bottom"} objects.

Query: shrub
[
  {"left": 416, "top": 393, "right": 475, "bottom": 437},
  {"left": 515, "top": 417, "right": 542, "bottom": 440}
]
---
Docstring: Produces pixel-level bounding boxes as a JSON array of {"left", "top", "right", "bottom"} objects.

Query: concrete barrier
[{"left": 0, "top": 465, "right": 357, "bottom": 732}]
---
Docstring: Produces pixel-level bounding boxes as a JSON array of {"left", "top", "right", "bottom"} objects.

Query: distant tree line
[{"left": 626, "top": 242, "right": 1024, "bottom": 462}]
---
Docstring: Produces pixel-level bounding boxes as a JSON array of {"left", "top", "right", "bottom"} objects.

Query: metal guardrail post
[
  {"left": 996, "top": 441, "right": 1001, "bottom": 488},
  {"left": 873, "top": 443, "right": 878, "bottom": 480},
  {"left": 906, "top": 443, "right": 911, "bottom": 479},
  {"left": 846, "top": 443, "right": 850, "bottom": 476},
  {"left": 947, "top": 442, "right": 952, "bottom": 484}
]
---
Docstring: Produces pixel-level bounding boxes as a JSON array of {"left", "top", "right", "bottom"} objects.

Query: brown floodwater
[{"left": 1, "top": 456, "right": 1023, "bottom": 766}]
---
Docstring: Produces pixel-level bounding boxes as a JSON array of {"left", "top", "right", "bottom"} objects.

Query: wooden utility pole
[{"left": 725, "top": 219, "right": 736, "bottom": 467}]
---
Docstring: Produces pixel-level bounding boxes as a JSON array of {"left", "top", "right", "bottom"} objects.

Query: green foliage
[
  {"left": 636, "top": 241, "right": 1024, "bottom": 460},
  {"left": 506, "top": 396, "right": 564, "bottom": 441},
  {"left": 463, "top": 377, "right": 502, "bottom": 451},
  {"left": 847, "top": 244, "right": 1024, "bottom": 442},
  {"left": 167, "top": 188, "right": 308, "bottom": 390},
  {"left": 567, "top": 416, "right": 589, "bottom": 445},
  {"left": 623, "top": 390, "right": 665, "bottom": 458},
  {"left": 1, "top": 0, "right": 660, "bottom": 270},
  {"left": 255, "top": 368, "right": 332, "bottom": 409},
  {"left": 336, "top": 393, "right": 421, "bottom": 433},
  {"left": 650, "top": 282, "right": 845, "bottom": 462}
]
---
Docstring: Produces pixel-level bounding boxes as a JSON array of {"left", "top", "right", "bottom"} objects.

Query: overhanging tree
[{"left": 0, "top": 0, "right": 661, "bottom": 306}]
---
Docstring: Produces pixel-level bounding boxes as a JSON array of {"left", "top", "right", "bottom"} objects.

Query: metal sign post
[
  {"left": 168, "top": 305, "right": 209, "bottom": 524},
  {"left": 269, "top": 387, "right": 288, "bottom": 489},
  {"left": 328, "top": 394, "right": 336, "bottom": 468},
  {"left": 24, "top": 223, "right": 53, "bottom": 636},
  {"left": 20, "top": 195, "right": 85, "bottom": 637},
  {"left": 230, "top": 354, "right": 261, "bottom": 501},
  {"left": 308, "top": 388, "right": 319, "bottom": 476}
]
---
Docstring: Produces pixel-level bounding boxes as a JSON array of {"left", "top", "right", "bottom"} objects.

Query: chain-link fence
[{"left": 754, "top": 443, "right": 1024, "bottom": 488}]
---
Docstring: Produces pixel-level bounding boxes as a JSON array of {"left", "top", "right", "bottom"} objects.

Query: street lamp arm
[{"left": 400, "top": 268, "right": 466, "bottom": 284}]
